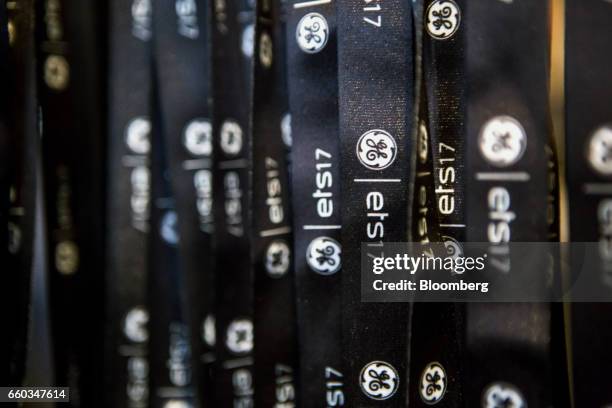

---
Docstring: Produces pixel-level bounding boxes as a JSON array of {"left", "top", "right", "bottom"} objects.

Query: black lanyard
[
  {"left": 566, "top": 1, "right": 612, "bottom": 406},
  {"left": 251, "top": 0, "right": 298, "bottom": 405},
  {"left": 463, "top": 1, "right": 559, "bottom": 406},
  {"left": 408, "top": 2, "right": 465, "bottom": 406},
  {"left": 152, "top": 0, "right": 215, "bottom": 406},
  {"left": 211, "top": 0, "right": 255, "bottom": 403},
  {"left": 2, "top": 0, "right": 36, "bottom": 387},
  {"left": 37, "top": 0, "right": 106, "bottom": 404},
  {"left": 105, "top": 0, "right": 153, "bottom": 406},
  {"left": 286, "top": 0, "right": 344, "bottom": 403},
  {"left": 336, "top": 0, "right": 415, "bottom": 404},
  {"left": 148, "top": 85, "right": 195, "bottom": 408}
]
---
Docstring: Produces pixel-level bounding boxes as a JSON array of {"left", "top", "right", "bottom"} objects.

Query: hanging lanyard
[
  {"left": 105, "top": 0, "right": 153, "bottom": 406},
  {"left": 408, "top": 2, "right": 465, "bottom": 406},
  {"left": 251, "top": 0, "right": 298, "bottom": 404},
  {"left": 336, "top": 0, "right": 415, "bottom": 404},
  {"left": 147, "top": 87, "right": 195, "bottom": 408},
  {"left": 566, "top": 0, "right": 612, "bottom": 406},
  {"left": 463, "top": 1, "right": 559, "bottom": 406},
  {"left": 211, "top": 0, "right": 255, "bottom": 403},
  {"left": 152, "top": 0, "right": 215, "bottom": 406},
  {"left": 3, "top": 0, "right": 37, "bottom": 387},
  {"left": 37, "top": 0, "right": 106, "bottom": 404},
  {"left": 286, "top": 0, "right": 344, "bottom": 403}
]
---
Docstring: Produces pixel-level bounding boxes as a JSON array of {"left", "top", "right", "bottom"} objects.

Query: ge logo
[
  {"left": 8, "top": 222, "right": 21, "bottom": 255},
  {"left": 306, "top": 236, "right": 341, "bottom": 276},
  {"left": 281, "top": 113, "right": 292, "bottom": 148},
  {"left": 202, "top": 314, "right": 216, "bottom": 347},
  {"left": 426, "top": 0, "right": 461, "bottom": 40},
  {"left": 123, "top": 307, "right": 149, "bottom": 343},
  {"left": 132, "top": 0, "right": 152, "bottom": 41},
  {"left": 479, "top": 115, "right": 527, "bottom": 167},
  {"left": 44, "top": 55, "right": 70, "bottom": 90},
  {"left": 265, "top": 240, "right": 291, "bottom": 278},
  {"left": 220, "top": 120, "right": 243, "bottom": 156},
  {"left": 226, "top": 319, "right": 253, "bottom": 355},
  {"left": 482, "top": 382, "right": 525, "bottom": 408},
  {"left": 163, "top": 400, "right": 192, "bottom": 408},
  {"left": 356, "top": 129, "right": 398, "bottom": 170},
  {"left": 55, "top": 240, "right": 79, "bottom": 275},
  {"left": 241, "top": 24, "right": 254, "bottom": 58},
  {"left": 125, "top": 117, "right": 152, "bottom": 154},
  {"left": 360, "top": 361, "right": 399, "bottom": 400},
  {"left": 441, "top": 235, "right": 463, "bottom": 262},
  {"left": 587, "top": 125, "right": 612, "bottom": 176},
  {"left": 160, "top": 211, "right": 179, "bottom": 245},
  {"left": 418, "top": 121, "right": 429, "bottom": 164},
  {"left": 296, "top": 12, "right": 329, "bottom": 54},
  {"left": 183, "top": 119, "right": 212, "bottom": 156},
  {"left": 259, "top": 32, "right": 273, "bottom": 68},
  {"left": 420, "top": 362, "right": 447, "bottom": 404}
]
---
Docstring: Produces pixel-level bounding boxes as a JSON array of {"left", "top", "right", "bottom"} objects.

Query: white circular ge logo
[
  {"left": 8, "top": 222, "right": 21, "bottom": 254},
  {"left": 479, "top": 115, "right": 527, "bottom": 167},
  {"left": 183, "top": 119, "right": 212, "bottom": 156},
  {"left": 55, "top": 240, "right": 79, "bottom": 275},
  {"left": 418, "top": 121, "right": 429, "bottom": 164},
  {"left": 241, "top": 24, "right": 255, "bottom": 58},
  {"left": 420, "top": 362, "right": 447, "bottom": 404},
  {"left": 265, "top": 240, "right": 291, "bottom": 278},
  {"left": 126, "top": 117, "right": 152, "bottom": 154},
  {"left": 163, "top": 400, "right": 192, "bottom": 408},
  {"left": 259, "top": 32, "right": 273, "bottom": 68},
  {"left": 202, "top": 314, "right": 216, "bottom": 347},
  {"left": 160, "top": 211, "right": 179, "bottom": 245},
  {"left": 281, "top": 113, "right": 292, "bottom": 148},
  {"left": 482, "top": 382, "right": 526, "bottom": 408},
  {"left": 124, "top": 307, "right": 149, "bottom": 343},
  {"left": 296, "top": 12, "right": 329, "bottom": 54},
  {"left": 226, "top": 319, "right": 253, "bottom": 355},
  {"left": 587, "top": 125, "right": 612, "bottom": 176},
  {"left": 306, "top": 236, "right": 341, "bottom": 275},
  {"left": 360, "top": 361, "right": 399, "bottom": 400},
  {"left": 356, "top": 129, "right": 398, "bottom": 170},
  {"left": 44, "top": 54, "right": 70, "bottom": 90},
  {"left": 426, "top": 0, "right": 461, "bottom": 40},
  {"left": 442, "top": 235, "right": 463, "bottom": 259},
  {"left": 220, "top": 120, "right": 243, "bottom": 156}
]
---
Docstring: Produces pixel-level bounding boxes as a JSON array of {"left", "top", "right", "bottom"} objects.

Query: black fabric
[
  {"left": 105, "top": 0, "right": 153, "bottom": 406},
  {"left": 210, "top": 0, "right": 255, "bottom": 403},
  {"left": 148, "top": 82, "right": 195, "bottom": 408},
  {"left": 146, "top": 2, "right": 203, "bottom": 407},
  {"left": 408, "top": 2, "right": 465, "bottom": 406},
  {"left": 336, "top": 0, "right": 415, "bottom": 404},
  {"left": 3, "top": 0, "right": 36, "bottom": 388},
  {"left": 463, "top": 1, "right": 560, "bottom": 406},
  {"left": 152, "top": 0, "right": 215, "bottom": 405},
  {"left": 566, "top": 1, "right": 612, "bottom": 406},
  {"left": 251, "top": 0, "right": 298, "bottom": 405},
  {"left": 286, "top": 0, "right": 345, "bottom": 404},
  {"left": 36, "top": 0, "right": 107, "bottom": 405}
]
